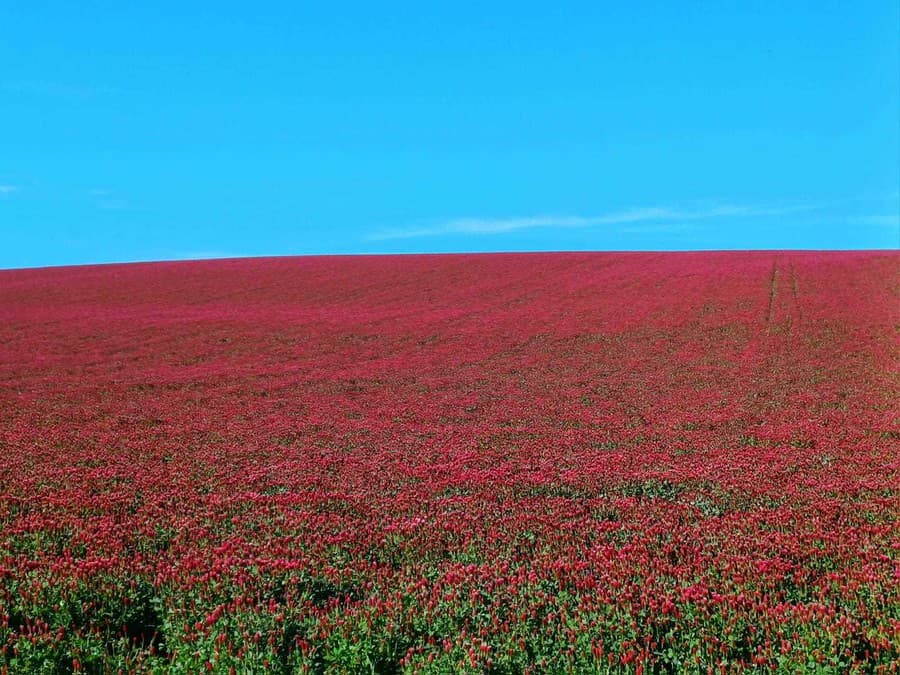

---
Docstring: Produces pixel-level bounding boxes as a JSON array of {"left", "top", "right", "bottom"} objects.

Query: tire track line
[{"left": 765, "top": 258, "right": 779, "bottom": 329}]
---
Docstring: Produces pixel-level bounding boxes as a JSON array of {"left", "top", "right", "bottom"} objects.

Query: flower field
[{"left": 0, "top": 251, "right": 898, "bottom": 673}]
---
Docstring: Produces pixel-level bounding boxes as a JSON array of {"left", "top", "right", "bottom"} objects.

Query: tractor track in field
[
  {"left": 765, "top": 258, "right": 779, "bottom": 328},
  {"left": 789, "top": 261, "right": 802, "bottom": 323}
]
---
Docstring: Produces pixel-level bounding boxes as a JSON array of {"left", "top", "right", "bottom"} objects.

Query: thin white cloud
[
  {"left": 787, "top": 213, "right": 900, "bottom": 230},
  {"left": 0, "top": 185, "right": 18, "bottom": 194},
  {"left": 88, "top": 189, "right": 137, "bottom": 211},
  {"left": 97, "top": 199, "right": 130, "bottom": 211},
  {"left": 849, "top": 214, "right": 900, "bottom": 227},
  {"left": 367, "top": 202, "right": 818, "bottom": 241},
  {"left": 176, "top": 251, "right": 236, "bottom": 261},
  {"left": 2, "top": 80, "right": 117, "bottom": 98}
]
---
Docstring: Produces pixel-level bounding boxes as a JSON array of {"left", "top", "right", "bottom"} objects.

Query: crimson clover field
[{"left": 0, "top": 251, "right": 898, "bottom": 673}]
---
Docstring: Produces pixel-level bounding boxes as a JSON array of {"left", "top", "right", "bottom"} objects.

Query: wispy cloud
[
  {"left": 0, "top": 185, "right": 18, "bottom": 195},
  {"left": 849, "top": 214, "right": 900, "bottom": 228},
  {"left": 2, "top": 80, "right": 117, "bottom": 98},
  {"left": 176, "top": 251, "right": 236, "bottom": 261},
  {"left": 97, "top": 199, "right": 131, "bottom": 211},
  {"left": 87, "top": 188, "right": 133, "bottom": 211},
  {"left": 367, "top": 202, "right": 818, "bottom": 241}
]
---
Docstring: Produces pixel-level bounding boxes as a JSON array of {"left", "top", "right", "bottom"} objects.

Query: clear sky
[{"left": 2, "top": 2, "right": 898, "bottom": 269}]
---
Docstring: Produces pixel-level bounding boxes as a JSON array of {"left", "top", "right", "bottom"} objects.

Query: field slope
[{"left": 0, "top": 251, "right": 898, "bottom": 672}]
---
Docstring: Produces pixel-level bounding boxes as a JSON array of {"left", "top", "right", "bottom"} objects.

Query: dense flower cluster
[{"left": 0, "top": 251, "right": 897, "bottom": 673}]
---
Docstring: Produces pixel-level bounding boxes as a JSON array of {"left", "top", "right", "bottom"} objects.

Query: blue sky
[{"left": 1, "top": 1, "right": 898, "bottom": 269}]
